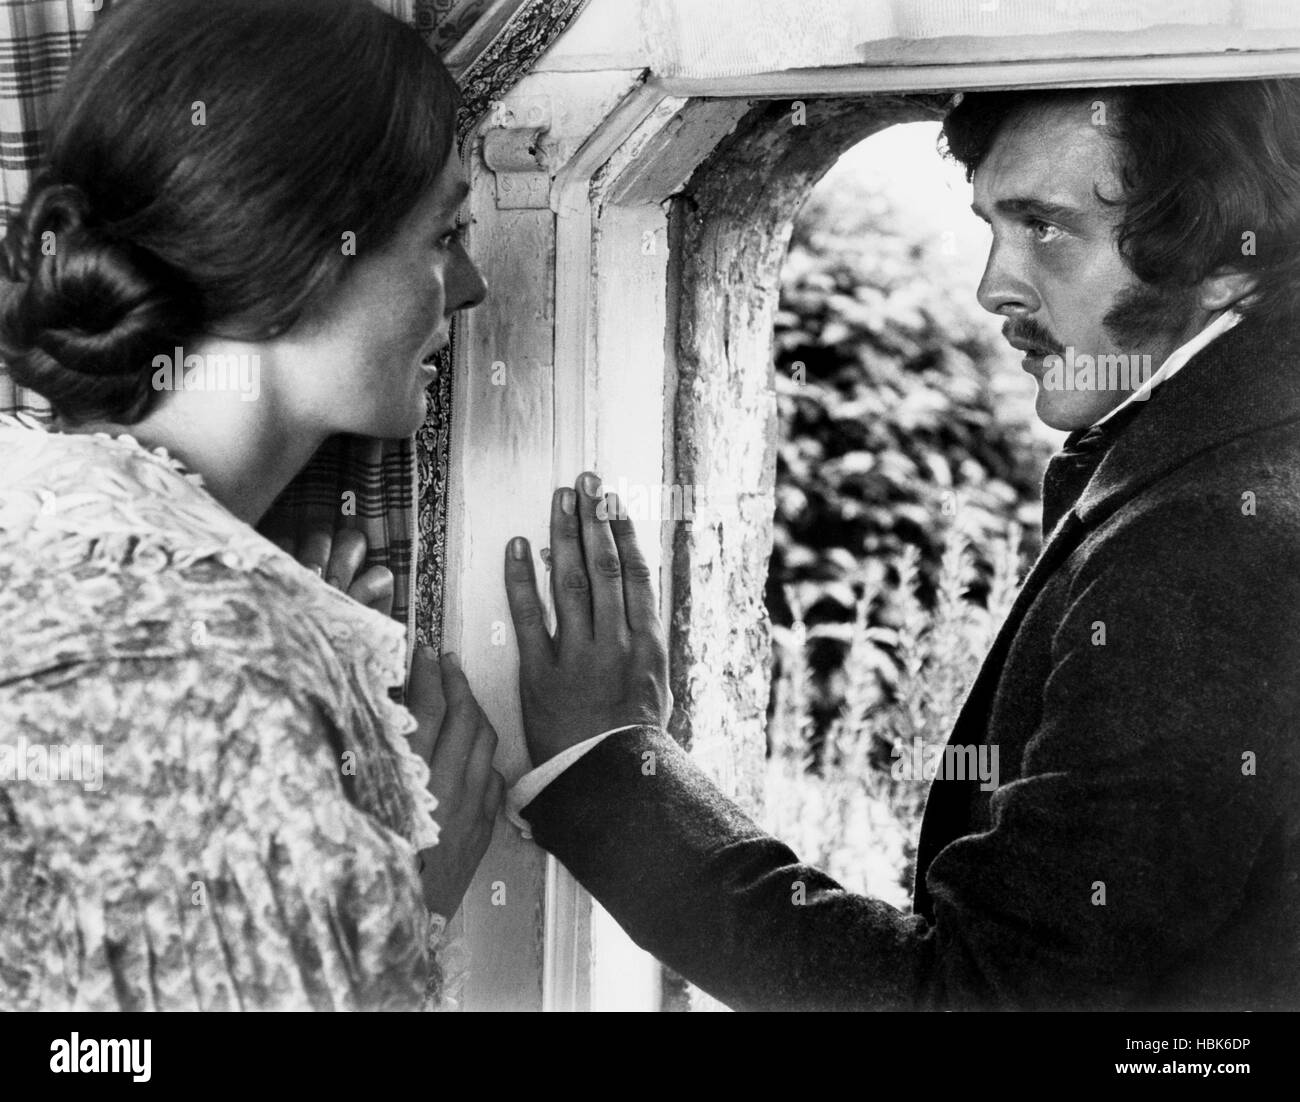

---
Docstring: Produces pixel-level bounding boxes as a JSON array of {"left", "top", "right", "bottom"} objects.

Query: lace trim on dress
[{"left": 0, "top": 412, "right": 440, "bottom": 854}]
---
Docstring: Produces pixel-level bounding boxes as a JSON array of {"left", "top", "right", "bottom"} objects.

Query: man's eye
[{"left": 1028, "top": 219, "right": 1060, "bottom": 243}]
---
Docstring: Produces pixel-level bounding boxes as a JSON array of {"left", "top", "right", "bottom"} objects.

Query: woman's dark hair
[
  {"left": 941, "top": 80, "right": 1300, "bottom": 325},
  {"left": 0, "top": 0, "right": 460, "bottom": 423}
]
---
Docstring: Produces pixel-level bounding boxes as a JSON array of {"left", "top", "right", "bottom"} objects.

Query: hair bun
[{"left": 0, "top": 177, "right": 198, "bottom": 422}]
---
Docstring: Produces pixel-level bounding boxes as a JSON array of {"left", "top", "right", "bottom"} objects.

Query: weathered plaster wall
[{"left": 667, "top": 95, "right": 947, "bottom": 817}]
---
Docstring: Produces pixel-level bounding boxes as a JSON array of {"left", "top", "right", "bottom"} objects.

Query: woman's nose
[{"left": 451, "top": 249, "right": 488, "bottom": 313}]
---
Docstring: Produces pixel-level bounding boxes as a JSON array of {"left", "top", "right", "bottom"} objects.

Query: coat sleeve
[{"left": 519, "top": 546, "right": 1299, "bottom": 1010}]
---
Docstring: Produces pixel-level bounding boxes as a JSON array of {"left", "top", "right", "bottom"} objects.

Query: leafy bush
[{"left": 764, "top": 523, "right": 1022, "bottom": 904}]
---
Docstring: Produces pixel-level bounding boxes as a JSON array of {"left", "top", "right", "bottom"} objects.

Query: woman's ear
[{"left": 1197, "top": 267, "right": 1259, "bottom": 313}]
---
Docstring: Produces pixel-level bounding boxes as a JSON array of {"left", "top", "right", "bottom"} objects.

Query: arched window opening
[{"left": 761, "top": 121, "right": 1061, "bottom": 908}]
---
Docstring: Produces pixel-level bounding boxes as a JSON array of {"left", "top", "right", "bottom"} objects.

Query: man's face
[{"left": 970, "top": 99, "right": 1205, "bottom": 430}]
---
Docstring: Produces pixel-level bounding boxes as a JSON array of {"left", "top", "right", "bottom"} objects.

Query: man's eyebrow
[{"left": 970, "top": 197, "right": 1082, "bottom": 223}]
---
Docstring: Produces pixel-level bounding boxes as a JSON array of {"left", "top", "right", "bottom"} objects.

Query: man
[{"left": 501, "top": 81, "right": 1300, "bottom": 1010}]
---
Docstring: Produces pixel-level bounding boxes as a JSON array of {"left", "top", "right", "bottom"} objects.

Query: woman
[{"left": 0, "top": 0, "right": 500, "bottom": 1010}]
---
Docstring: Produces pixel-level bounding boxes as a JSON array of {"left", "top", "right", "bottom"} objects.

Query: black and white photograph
[{"left": 0, "top": 0, "right": 1295, "bottom": 1081}]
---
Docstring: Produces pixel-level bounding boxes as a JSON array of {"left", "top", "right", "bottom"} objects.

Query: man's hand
[
  {"left": 503, "top": 471, "right": 671, "bottom": 766},
  {"left": 407, "top": 648, "right": 504, "bottom": 918}
]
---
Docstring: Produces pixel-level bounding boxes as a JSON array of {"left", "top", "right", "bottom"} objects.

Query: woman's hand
[
  {"left": 273, "top": 519, "right": 502, "bottom": 915},
  {"left": 268, "top": 516, "right": 396, "bottom": 617},
  {"left": 503, "top": 471, "right": 671, "bottom": 766},
  {"left": 406, "top": 647, "right": 505, "bottom": 917}
]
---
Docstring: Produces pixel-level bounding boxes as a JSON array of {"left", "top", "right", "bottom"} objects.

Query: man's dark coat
[{"left": 521, "top": 312, "right": 1300, "bottom": 1010}]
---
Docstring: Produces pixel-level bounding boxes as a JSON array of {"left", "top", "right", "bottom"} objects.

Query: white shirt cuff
[{"left": 506, "top": 725, "right": 644, "bottom": 839}]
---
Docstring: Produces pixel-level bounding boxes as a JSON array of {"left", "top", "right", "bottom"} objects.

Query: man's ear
[{"left": 1197, "top": 267, "right": 1259, "bottom": 313}]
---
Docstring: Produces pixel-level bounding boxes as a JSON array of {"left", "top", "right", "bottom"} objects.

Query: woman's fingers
[
  {"left": 258, "top": 511, "right": 298, "bottom": 556},
  {"left": 280, "top": 523, "right": 386, "bottom": 612},
  {"left": 463, "top": 714, "right": 499, "bottom": 801},
  {"left": 575, "top": 472, "right": 628, "bottom": 642},
  {"left": 428, "top": 655, "right": 481, "bottom": 786},
  {"left": 422, "top": 657, "right": 503, "bottom": 839},
  {"left": 484, "top": 770, "right": 506, "bottom": 819},
  {"left": 405, "top": 645, "right": 445, "bottom": 762},
  {"left": 325, "top": 527, "right": 367, "bottom": 591},
  {"left": 282, "top": 522, "right": 394, "bottom": 617},
  {"left": 503, "top": 537, "right": 553, "bottom": 666},
  {"left": 296, "top": 526, "right": 334, "bottom": 578},
  {"left": 347, "top": 565, "right": 394, "bottom": 617},
  {"left": 548, "top": 485, "right": 593, "bottom": 646}
]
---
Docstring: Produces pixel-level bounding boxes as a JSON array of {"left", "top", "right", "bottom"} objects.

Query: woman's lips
[{"left": 420, "top": 333, "right": 449, "bottom": 368}]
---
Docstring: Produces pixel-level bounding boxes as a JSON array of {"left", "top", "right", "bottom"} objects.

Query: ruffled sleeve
[{"left": 0, "top": 653, "right": 432, "bottom": 1011}]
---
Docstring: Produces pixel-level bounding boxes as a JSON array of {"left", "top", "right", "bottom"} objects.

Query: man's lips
[
  {"left": 1006, "top": 337, "right": 1054, "bottom": 356},
  {"left": 1004, "top": 336, "right": 1061, "bottom": 375},
  {"left": 1018, "top": 352, "right": 1049, "bottom": 376}
]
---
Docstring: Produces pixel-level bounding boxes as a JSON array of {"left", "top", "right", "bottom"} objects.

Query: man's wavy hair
[{"left": 941, "top": 80, "right": 1300, "bottom": 326}]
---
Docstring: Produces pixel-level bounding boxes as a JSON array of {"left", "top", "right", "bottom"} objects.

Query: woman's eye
[{"left": 435, "top": 225, "right": 465, "bottom": 251}]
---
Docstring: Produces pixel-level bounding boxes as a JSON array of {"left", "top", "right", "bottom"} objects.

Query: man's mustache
[{"left": 1002, "top": 319, "right": 1064, "bottom": 356}]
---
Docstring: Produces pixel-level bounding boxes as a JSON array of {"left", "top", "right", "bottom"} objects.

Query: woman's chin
[
  {"left": 350, "top": 394, "right": 429, "bottom": 440},
  {"left": 395, "top": 391, "right": 431, "bottom": 437}
]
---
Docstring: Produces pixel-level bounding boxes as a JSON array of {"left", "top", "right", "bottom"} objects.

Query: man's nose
[{"left": 975, "top": 240, "right": 1039, "bottom": 317}]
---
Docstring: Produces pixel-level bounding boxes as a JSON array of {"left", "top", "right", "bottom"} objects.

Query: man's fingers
[
  {"left": 549, "top": 485, "right": 593, "bottom": 644},
  {"left": 504, "top": 537, "right": 554, "bottom": 663},
  {"left": 608, "top": 497, "right": 661, "bottom": 634},
  {"left": 326, "top": 527, "right": 368, "bottom": 591},
  {"left": 575, "top": 472, "right": 627, "bottom": 641},
  {"left": 347, "top": 565, "right": 394, "bottom": 617}
]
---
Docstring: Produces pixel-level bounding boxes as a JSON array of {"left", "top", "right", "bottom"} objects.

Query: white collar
[{"left": 1090, "top": 308, "right": 1243, "bottom": 429}]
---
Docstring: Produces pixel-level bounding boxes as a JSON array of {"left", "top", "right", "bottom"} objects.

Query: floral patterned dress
[{"left": 0, "top": 412, "right": 448, "bottom": 1010}]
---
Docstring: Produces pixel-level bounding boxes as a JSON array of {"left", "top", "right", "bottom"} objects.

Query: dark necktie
[{"left": 1040, "top": 398, "right": 1148, "bottom": 538}]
